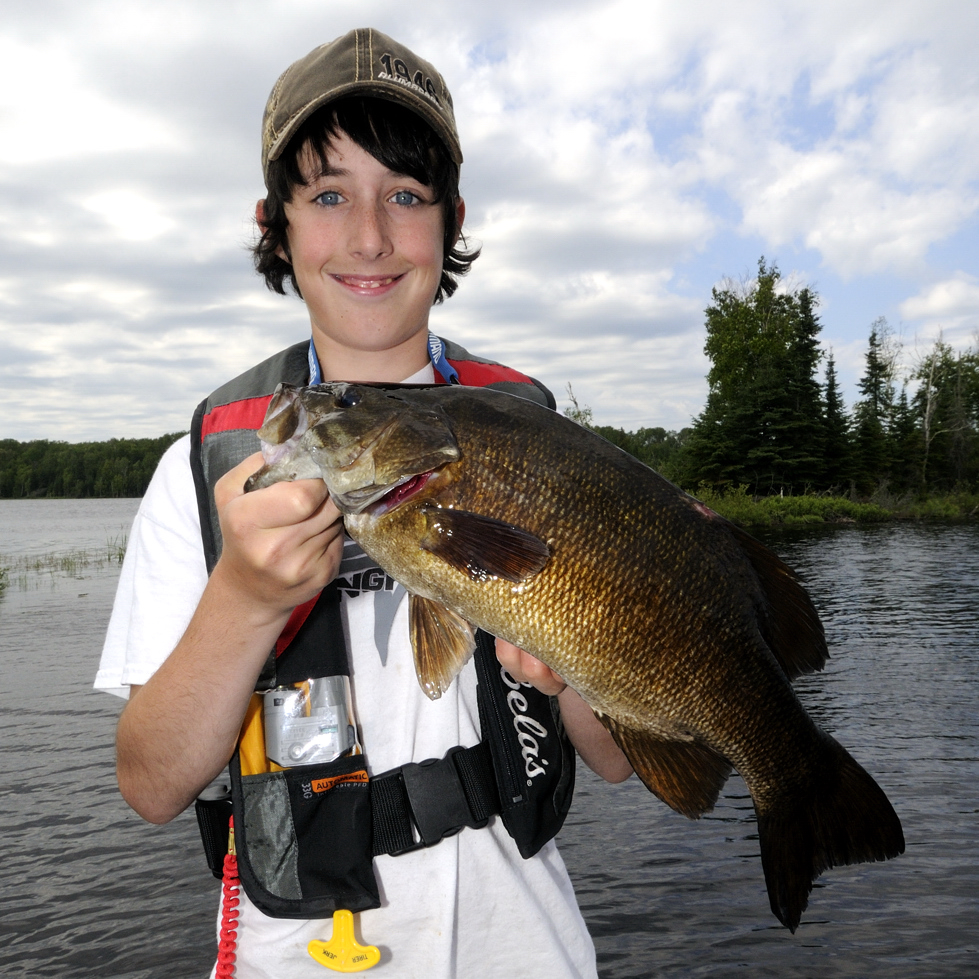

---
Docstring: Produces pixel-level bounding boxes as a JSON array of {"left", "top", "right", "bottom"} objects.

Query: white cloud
[
  {"left": 740, "top": 151, "right": 970, "bottom": 276},
  {"left": 900, "top": 273, "right": 979, "bottom": 347},
  {"left": 81, "top": 190, "right": 176, "bottom": 242},
  {"left": 52, "top": 278, "right": 155, "bottom": 314},
  {"left": 663, "top": 2, "right": 979, "bottom": 278},
  {"left": 0, "top": 36, "right": 180, "bottom": 165}
]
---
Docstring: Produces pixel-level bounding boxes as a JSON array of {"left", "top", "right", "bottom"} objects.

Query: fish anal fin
[
  {"left": 727, "top": 523, "right": 828, "bottom": 680},
  {"left": 409, "top": 594, "right": 476, "bottom": 700},
  {"left": 599, "top": 715, "right": 732, "bottom": 818},
  {"left": 419, "top": 504, "right": 550, "bottom": 583}
]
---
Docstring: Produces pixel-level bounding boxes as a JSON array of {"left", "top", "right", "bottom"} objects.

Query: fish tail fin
[{"left": 756, "top": 735, "right": 904, "bottom": 932}]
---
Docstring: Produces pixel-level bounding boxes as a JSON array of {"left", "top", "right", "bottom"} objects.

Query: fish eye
[{"left": 338, "top": 389, "right": 362, "bottom": 408}]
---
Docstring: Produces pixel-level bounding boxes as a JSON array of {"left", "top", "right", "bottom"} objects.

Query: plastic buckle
[{"left": 391, "top": 746, "right": 488, "bottom": 855}]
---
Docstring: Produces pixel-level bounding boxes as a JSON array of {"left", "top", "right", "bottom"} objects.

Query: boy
[{"left": 96, "top": 28, "right": 630, "bottom": 978}]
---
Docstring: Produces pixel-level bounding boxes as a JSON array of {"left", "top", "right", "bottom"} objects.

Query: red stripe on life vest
[
  {"left": 275, "top": 594, "right": 320, "bottom": 657},
  {"left": 200, "top": 396, "right": 274, "bottom": 442},
  {"left": 446, "top": 360, "right": 536, "bottom": 387}
]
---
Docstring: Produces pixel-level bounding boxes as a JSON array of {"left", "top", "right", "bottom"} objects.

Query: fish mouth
[{"left": 366, "top": 471, "right": 435, "bottom": 516}]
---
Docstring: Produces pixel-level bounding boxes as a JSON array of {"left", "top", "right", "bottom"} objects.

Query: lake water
[{"left": 1, "top": 501, "right": 976, "bottom": 978}]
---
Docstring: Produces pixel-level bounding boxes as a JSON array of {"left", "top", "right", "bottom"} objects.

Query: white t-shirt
[{"left": 95, "top": 385, "right": 598, "bottom": 978}]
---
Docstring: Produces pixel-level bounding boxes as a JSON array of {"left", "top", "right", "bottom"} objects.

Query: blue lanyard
[
  {"left": 307, "top": 334, "right": 459, "bottom": 385},
  {"left": 307, "top": 339, "right": 322, "bottom": 384},
  {"left": 427, "top": 334, "right": 459, "bottom": 384}
]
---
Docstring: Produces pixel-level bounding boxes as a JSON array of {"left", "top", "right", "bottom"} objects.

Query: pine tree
[
  {"left": 684, "top": 258, "right": 827, "bottom": 493},
  {"left": 851, "top": 318, "right": 898, "bottom": 494},
  {"left": 889, "top": 384, "right": 919, "bottom": 492},
  {"left": 822, "top": 352, "right": 851, "bottom": 490}
]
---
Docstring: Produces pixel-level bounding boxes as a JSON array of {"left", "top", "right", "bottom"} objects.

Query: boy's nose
[{"left": 347, "top": 202, "right": 392, "bottom": 261}]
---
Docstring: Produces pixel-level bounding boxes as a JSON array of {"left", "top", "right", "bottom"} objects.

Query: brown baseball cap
[{"left": 261, "top": 28, "right": 462, "bottom": 182}]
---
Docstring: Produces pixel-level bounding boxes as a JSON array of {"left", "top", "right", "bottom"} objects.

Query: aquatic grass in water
[{"left": 0, "top": 534, "right": 127, "bottom": 592}]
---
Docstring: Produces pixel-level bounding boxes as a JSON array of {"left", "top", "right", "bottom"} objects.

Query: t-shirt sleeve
[{"left": 94, "top": 433, "right": 208, "bottom": 699}]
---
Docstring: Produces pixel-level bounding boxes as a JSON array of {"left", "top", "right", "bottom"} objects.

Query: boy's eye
[
  {"left": 390, "top": 190, "right": 421, "bottom": 206},
  {"left": 315, "top": 191, "right": 342, "bottom": 206}
]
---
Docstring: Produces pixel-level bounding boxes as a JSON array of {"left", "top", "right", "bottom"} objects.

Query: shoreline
[{"left": 696, "top": 486, "right": 979, "bottom": 527}]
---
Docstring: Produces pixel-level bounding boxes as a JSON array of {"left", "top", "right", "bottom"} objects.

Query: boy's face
[{"left": 274, "top": 132, "right": 461, "bottom": 376}]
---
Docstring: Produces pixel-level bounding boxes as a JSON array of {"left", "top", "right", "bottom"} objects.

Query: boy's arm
[
  {"left": 495, "top": 641, "right": 634, "bottom": 783},
  {"left": 116, "top": 453, "right": 344, "bottom": 824}
]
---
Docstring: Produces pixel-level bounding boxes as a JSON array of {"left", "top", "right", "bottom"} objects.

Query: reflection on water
[{"left": 1, "top": 508, "right": 977, "bottom": 978}]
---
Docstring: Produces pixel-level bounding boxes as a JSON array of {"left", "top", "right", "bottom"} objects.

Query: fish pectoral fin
[
  {"left": 409, "top": 594, "right": 476, "bottom": 700},
  {"left": 419, "top": 505, "right": 550, "bottom": 583},
  {"left": 599, "top": 716, "right": 732, "bottom": 818}
]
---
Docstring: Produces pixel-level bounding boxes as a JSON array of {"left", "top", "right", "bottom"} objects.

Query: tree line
[
  {"left": 581, "top": 259, "right": 978, "bottom": 498},
  {"left": 0, "top": 433, "right": 186, "bottom": 499}
]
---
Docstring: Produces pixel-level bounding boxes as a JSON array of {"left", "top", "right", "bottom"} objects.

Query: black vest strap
[
  {"left": 370, "top": 740, "right": 500, "bottom": 856},
  {"left": 271, "top": 583, "right": 346, "bottom": 687}
]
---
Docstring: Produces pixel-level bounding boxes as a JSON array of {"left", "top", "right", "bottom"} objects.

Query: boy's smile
[{"left": 273, "top": 133, "right": 462, "bottom": 380}]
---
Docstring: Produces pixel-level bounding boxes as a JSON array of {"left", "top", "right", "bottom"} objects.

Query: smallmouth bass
[{"left": 246, "top": 381, "right": 904, "bottom": 931}]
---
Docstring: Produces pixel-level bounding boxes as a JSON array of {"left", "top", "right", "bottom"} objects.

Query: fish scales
[
  {"left": 246, "top": 380, "right": 905, "bottom": 932},
  {"left": 374, "top": 393, "right": 809, "bottom": 767}
]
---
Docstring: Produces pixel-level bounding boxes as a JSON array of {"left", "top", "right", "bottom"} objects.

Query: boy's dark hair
[{"left": 254, "top": 97, "right": 478, "bottom": 303}]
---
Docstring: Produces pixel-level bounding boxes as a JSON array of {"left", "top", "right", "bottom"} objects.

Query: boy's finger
[
  {"left": 254, "top": 479, "right": 332, "bottom": 529},
  {"left": 495, "top": 639, "right": 567, "bottom": 695},
  {"left": 214, "top": 452, "right": 267, "bottom": 508},
  {"left": 216, "top": 456, "right": 334, "bottom": 531}
]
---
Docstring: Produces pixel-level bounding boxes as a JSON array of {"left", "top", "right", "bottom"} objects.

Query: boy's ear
[
  {"left": 257, "top": 199, "right": 291, "bottom": 263},
  {"left": 453, "top": 197, "right": 466, "bottom": 246}
]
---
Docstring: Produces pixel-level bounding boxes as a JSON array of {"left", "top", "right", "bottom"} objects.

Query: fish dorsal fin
[
  {"left": 409, "top": 594, "right": 476, "bottom": 700},
  {"left": 419, "top": 505, "right": 550, "bottom": 583},
  {"left": 726, "top": 524, "right": 828, "bottom": 680},
  {"left": 599, "top": 715, "right": 732, "bottom": 818}
]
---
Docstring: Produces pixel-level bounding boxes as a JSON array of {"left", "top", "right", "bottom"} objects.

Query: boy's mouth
[{"left": 332, "top": 274, "right": 404, "bottom": 290}]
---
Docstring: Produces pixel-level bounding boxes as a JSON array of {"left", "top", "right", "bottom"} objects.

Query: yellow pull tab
[{"left": 308, "top": 910, "right": 381, "bottom": 972}]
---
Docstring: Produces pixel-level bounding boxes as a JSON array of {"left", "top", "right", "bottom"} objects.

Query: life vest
[{"left": 189, "top": 338, "right": 575, "bottom": 919}]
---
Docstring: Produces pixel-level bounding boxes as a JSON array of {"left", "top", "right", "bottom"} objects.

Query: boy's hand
[
  {"left": 496, "top": 638, "right": 633, "bottom": 783},
  {"left": 495, "top": 638, "right": 567, "bottom": 696},
  {"left": 212, "top": 452, "right": 344, "bottom": 615}
]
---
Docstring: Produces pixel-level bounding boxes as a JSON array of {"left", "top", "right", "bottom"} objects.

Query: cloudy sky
[{"left": 2, "top": 0, "right": 977, "bottom": 441}]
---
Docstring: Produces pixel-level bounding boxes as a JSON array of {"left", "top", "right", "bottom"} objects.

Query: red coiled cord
[{"left": 215, "top": 818, "right": 240, "bottom": 978}]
